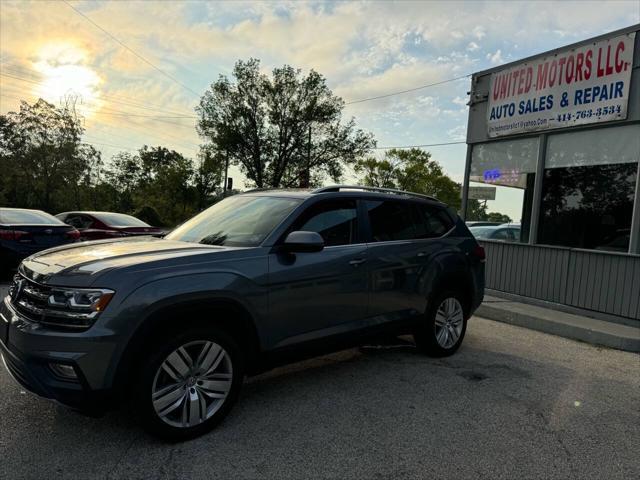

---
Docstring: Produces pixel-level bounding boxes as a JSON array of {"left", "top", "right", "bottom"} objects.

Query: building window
[
  {"left": 538, "top": 124, "right": 640, "bottom": 252},
  {"left": 467, "top": 137, "right": 539, "bottom": 242}
]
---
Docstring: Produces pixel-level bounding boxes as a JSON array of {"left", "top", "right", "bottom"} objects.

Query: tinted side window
[
  {"left": 295, "top": 200, "right": 358, "bottom": 247},
  {"left": 413, "top": 204, "right": 454, "bottom": 238},
  {"left": 366, "top": 200, "right": 416, "bottom": 242},
  {"left": 66, "top": 215, "right": 93, "bottom": 229}
]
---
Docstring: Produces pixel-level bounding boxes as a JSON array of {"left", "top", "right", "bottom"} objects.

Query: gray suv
[{"left": 1, "top": 186, "right": 485, "bottom": 440}]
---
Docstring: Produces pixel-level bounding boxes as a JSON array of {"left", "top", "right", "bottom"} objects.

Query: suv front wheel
[
  {"left": 414, "top": 290, "right": 468, "bottom": 357},
  {"left": 133, "top": 326, "right": 244, "bottom": 440}
]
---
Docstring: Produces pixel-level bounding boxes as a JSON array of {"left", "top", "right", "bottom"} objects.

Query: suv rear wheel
[
  {"left": 414, "top": 290, "right": 468, "bottom": 357},
  {"left": 133, "top": 326, "right": 244, "bottom": 440}
]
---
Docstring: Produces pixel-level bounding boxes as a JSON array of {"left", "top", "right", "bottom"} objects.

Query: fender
[{"left": 99, "top": 271, "right": 268, "bottom": 390}]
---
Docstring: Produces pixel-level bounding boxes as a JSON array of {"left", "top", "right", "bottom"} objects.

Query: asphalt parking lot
[{"left": 0, "top": 281, "right": 639, "bottom": 480}]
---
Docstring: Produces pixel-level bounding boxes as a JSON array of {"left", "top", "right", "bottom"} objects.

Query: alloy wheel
[
  {"left": 434, "top": 297, "right": 464, "bottom": 349},
  {"left": 151, "top": 340, "right": 233, "bottom": 428}
]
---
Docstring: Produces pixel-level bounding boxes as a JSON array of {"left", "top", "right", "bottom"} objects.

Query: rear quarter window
[
  {"left": 365, "top": 200, "right": 417, "bottom": 242},
  {"left": 413, "top": 203, "right": 455, "bottom": 238}
]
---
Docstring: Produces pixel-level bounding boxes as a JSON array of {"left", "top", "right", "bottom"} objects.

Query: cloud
[
  {"left": 1, "top": 0, "right": 638, "bottom": 183},
  {"left": 452, "top": 96, "right": 468, "bottom": 107},
  {"left": 467, "top": 41, "right": 480, "bottom": 52},
  {"left": 447, "top": 125, "right": 467, "bottom": 141},
  {"left": 487, "top": 49, "right": 504, "bottom": 65}
]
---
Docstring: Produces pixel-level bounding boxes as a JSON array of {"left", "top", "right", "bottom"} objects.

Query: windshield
[
  {"left": 166, "top": 195, "right": 302, "bottom": 247},
  {"left": 0, "top": 209, "right": 65, "bottom": 225},
  {"left": 94, "top": 213, "right": 150, "bottom": 227}
]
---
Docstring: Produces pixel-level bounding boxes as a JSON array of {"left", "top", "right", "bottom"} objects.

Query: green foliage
[
  {"left": 486, "top": 211, "right": 512, "bottom": 223},
  {"left": 1, "top": 99, "right": 227, "bottom": 227},
  {"left": 355, "top": 149, "right": 512, "bottom": 221},
  {"left": 355, "top": 148, "right": 462, "bottom": 209},
  {"left": 197, "top": 58, "right": 375, "bottom": 188},
  {"left": 0, "top": 99, "right": 101, "bottom": 212},
  {"left": 104, "top": 145, "right": 226, "bottom": 226}
]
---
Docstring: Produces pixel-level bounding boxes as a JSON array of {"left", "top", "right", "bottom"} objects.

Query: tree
[
  {"left": 0, "top": 99, "right": 102, "bottom": 212},
  {"left": 197, "top": 58, "right": 375, "bottom": 189},
  {"left": 194, "top": 144, "right": 226, "bottom": 209},
  {"left": 486, "top": 211, "right": 512, "bottom": 223},
  {"left": 106, "top": 146, "right": 197, "bottom": 225},
  {"left": 355, "top": 148, "right": 462, "bottom": 209}
]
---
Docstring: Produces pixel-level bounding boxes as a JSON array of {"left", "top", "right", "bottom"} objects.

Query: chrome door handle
[
  {"left": 417, "top": 252, "right": 427, "bottom": 257},
  {"left": 349, "top": 258, "right": 367, "bottom": 266}
]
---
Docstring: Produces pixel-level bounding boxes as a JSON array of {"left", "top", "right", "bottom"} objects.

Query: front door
[{"left": 267, "top": 199, "right": 368, "bottom": 349}]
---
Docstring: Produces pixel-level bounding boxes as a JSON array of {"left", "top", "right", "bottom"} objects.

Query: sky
[{"left": 1, "top": 0, "right": 639, "bottom": 218}]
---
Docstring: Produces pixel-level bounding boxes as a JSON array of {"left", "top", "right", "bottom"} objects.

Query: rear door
[
  {"left": 363, "top": 199, "right": 455, "bottom": 324},
  {"left": 267, "top": 198, "right": 369, "bottom": 348}
]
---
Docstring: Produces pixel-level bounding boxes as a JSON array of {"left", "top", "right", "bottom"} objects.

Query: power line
[
  {"left": 345, "top": 74, "right": 470, "bottom": 105},
  {"left": 61, "top": 0, "right": 201, "bottom": 98},
  {"left": 374, "top": 141, "right": 465, "bottom": 150},
  {"left": 3, "top": 77, "right": 468, "bottom": 153},
  {"left": 1, "top": 93, "right": 199, "bottom": 153},
  {"left": 0, "top": 76, "right": 197, "bottom": 126},
  {"left": 1, "top": 65, "right": 197, "bottom": 117}
]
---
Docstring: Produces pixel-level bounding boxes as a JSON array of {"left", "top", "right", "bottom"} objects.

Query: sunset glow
[{"left": 32, "top": 42, "right": 102, "bottom": 114}]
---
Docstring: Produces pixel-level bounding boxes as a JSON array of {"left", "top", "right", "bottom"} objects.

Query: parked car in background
[
  {"left": 469, "top": 224, "right": 521, "bottom": 242},
  {"left": 465, "top": 221, "right": 502, "bottom": 227},
  {"left": 56, "top": 211, "right": 166, "bottom": 241},
  {"left": 0, "top": 208, "right": 80, "bottom": 269},
  {"left": 2, "top": 186, "right": 485, "bottom": 440}
]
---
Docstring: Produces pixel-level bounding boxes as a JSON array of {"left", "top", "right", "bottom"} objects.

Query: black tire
[
  {"left": 132, "top": 325, "right": 244, "bottom": 441},
  {"left": 414, "top": 289, "right": 468, "bottom": 357}
]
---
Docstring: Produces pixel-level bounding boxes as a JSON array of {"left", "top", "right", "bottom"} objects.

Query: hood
[{"left": 20, "top": 237, "right": 238, "bottom": 284}]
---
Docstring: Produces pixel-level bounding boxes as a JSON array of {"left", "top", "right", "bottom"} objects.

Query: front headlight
[
  {"left": 48, "top": 288, "right": 115, "bottom": 313},
  {"left": 10, "top": 274, "right": 116, "bottom": 330}
]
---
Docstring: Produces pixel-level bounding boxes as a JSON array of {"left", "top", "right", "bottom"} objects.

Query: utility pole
[
  {"left": 223, "top": 149, "right": 229, "bottom": 195},
  {"left": 304, "top": 124, "right": 311, "bottom": 188}
]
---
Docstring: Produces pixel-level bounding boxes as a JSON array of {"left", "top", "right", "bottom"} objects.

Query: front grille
[
  {"left": 10, "top": 274, "right": 52, "bottom": 322},
  {"left": 9, "top": 274, "right": 95, "bottom": 330}
]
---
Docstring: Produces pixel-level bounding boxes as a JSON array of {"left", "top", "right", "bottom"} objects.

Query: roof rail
[{"left": 312, "top": 185, "right": 439, "bottom": 202}]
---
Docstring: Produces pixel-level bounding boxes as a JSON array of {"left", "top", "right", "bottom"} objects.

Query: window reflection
[
  {"left": 539, "top": 164, "right": 637, "bottom": 251},
  {"left": 538, "top": 125, "right": 639, "bottom": 252},
  {"left": 467, "top": 138, "right": 539, "bottom": 242}
]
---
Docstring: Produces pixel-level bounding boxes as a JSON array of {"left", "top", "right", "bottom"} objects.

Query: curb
[{"left": 476, "top": 300, "right": 640, "bottom": 353}]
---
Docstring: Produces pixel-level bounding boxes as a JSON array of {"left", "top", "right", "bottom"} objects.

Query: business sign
[
  {"left": 466, "top": 186, "right": 496, "bottom": 200},
  {"left": 487, "top": 32, "right": 635, "bottom": 137}
]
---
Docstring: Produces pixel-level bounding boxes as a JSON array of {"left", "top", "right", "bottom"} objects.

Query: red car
[{"left": 55, "top": 211, "right": 166, "bottom": 241}]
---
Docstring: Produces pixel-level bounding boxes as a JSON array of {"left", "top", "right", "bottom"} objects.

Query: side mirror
[{"left": 283, "top": 231, "right": 324, "bottom": 253}]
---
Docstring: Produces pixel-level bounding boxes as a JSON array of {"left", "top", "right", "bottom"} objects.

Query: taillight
[
  {"left": 0, "top": 229, "right": 29, "bottom": 241},
  {"left": 0, "top": 229, "right": 13, "bottom": 240},
  {"left": 472, "top": 245, "right": 486, "bottom": 262},
  {"left": 66, "top": 229, "right": 81, "bottom": 240}
]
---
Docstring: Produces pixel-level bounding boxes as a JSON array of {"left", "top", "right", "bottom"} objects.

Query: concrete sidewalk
[{"left": 477, "top": 295, "right": 640, "bottom": 352}]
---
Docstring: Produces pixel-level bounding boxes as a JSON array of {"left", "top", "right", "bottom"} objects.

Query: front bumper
[{"left": 0, "top": 296, "right": 117, "bottom": 412}]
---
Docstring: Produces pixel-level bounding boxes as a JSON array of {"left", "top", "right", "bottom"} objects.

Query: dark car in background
[
  {"left": 0, "top": 208, "right": 80, "bottom": 270},
  {"left": 56, "top": 211, "right": 165, "bottom": 241},
  {"left": 1, "top": 186, "right": 485, "bottom": 440}
]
